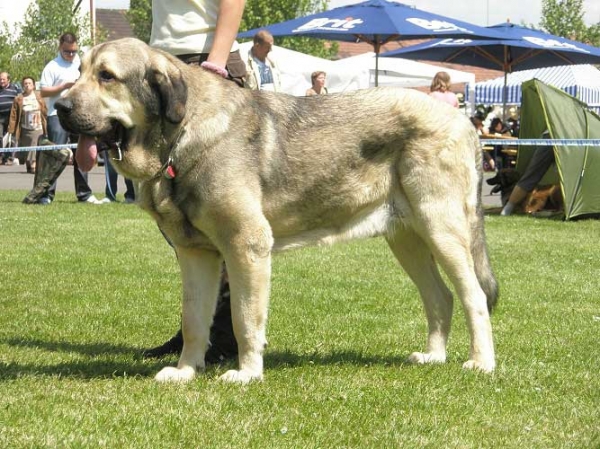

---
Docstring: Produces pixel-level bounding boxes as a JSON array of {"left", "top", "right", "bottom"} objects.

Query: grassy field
[{"left": 0, "top": 190, "right": 599, "bottom": 448}]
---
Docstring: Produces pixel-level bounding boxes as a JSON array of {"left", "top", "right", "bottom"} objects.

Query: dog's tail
[{"left": 472, "top": 175, "right": 499, "bottom": 313}]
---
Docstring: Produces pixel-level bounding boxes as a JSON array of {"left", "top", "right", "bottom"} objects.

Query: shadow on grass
[
  {"left": 266, "top": 349, "right": 409, "bottom": 369},
  {"left": 1, "top": 337, "right": 164, "bottom": 380},
  {"left": 5, "top": 337, "right": 136, "bottom": 356},
  {"left": 1, "top": 337, "right": 409, "bottom": 380},
  {"left": 0, "top": 359, "right": 163, "bottom": 380}
]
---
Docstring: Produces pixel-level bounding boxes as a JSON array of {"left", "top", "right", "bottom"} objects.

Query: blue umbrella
[
  {"left": 381, "top": 22, "right": 600, "bottom": 111},
  {"left": 238, "top": 0, "right": 504, "bottom": 86}
]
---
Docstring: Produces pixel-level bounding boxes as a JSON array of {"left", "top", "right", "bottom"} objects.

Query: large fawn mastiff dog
[{"left": 56, "top": 38, "right": 498, "bottom": 383}]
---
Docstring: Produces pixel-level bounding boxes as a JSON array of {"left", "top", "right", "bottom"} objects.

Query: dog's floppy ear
[
  {"left": 486, "top": 175, "right": 499, "bottom": 186},
  {"left": 490, "top": 184, "right": 503, "bottom": 194},
  {"left": 147, "top": 54, "right": 188, "bottom": 124}
]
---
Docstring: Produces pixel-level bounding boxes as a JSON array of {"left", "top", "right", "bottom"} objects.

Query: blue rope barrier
[
  {"left": 480, "top": 139, "right": 600, "bottom": 146},
  {"left": 3, "top": 139, "right": 600, "bottom": 154},
  {"left": 0, "top": 143, "right": 77, "bottom": 153}
]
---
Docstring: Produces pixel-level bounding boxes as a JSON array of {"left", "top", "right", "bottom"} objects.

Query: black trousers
[{"left": 157, "top": 48, "right": 248, "bottom": 361}]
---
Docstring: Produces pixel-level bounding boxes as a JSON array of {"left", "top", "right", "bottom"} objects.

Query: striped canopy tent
[{"left": 473, "top": 64, "right": 600, "bottom": 111}]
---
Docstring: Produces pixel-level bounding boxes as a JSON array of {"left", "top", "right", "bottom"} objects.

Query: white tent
[
  {"left": 332, "top": 52, "right": 476, "bottom": 88},
  {"left": 239, "top": 42, "right": 364, "bottom": 95},
  {"left": 472, "top": 64, "right": 600, "bottom": 112}
]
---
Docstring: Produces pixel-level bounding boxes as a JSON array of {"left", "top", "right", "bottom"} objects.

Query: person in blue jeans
[
  {"left": 43, "top": 116, "right": 100, "bottom": 203},
  {"left": 103, "top": 156, "right": 135, "bottom": 203},
  {"left": 39, "top": 32, "right": 101, "bottom": 205}
]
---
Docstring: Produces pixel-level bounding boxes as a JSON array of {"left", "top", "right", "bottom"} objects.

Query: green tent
[{"left": 518, "top": 79, "right": 600, "bottom": 220}]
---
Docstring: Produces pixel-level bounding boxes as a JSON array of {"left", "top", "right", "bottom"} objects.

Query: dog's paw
[
  {"left": 219, "top": 369, "right": 263, "bottom": 384},
  {"left": 462, "top": 359, "right": 495, "bottom": 373},
  {"left": 155, "top": 366, "right": 196, "bottom": 383},
  {"left": 407, "top": 351, "right": 446, "bottom": 365}
]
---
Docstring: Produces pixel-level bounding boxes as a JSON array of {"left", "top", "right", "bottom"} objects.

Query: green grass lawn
[{"left": 1, "top": 190, "right": 599, "bottom": 448}]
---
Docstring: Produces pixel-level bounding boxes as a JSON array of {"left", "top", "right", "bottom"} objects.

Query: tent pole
[
  {"left": 502, "top": 70, "right": 508, "bottom": 122},
  {"left": 502, "top": 46, "right": 510, "bottom": 122},
  {"left": 374, "top": 37, "right": 380, "bottom": 87}
]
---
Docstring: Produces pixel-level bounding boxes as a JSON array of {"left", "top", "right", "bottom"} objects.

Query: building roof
[{"left": 96, "top": 9, "right": 133, "bottom": 41}]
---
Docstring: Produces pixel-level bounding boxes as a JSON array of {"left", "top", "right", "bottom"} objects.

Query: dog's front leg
[
  {"left": 155, "top": 247, "right": 222, "bottom": 383},
  {"left": 219, "top": 226, "right": 273, "bottom": 384}
]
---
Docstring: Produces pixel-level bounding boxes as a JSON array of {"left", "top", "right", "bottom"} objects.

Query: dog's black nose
[{"left": 55, "top": 98, "right": 73, "bottom": 114}]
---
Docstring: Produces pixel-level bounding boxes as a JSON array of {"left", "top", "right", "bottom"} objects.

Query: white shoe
[
  {"left": 85, "top": 195, "right": 103, "bottom": 204},
  {"left": 99, "top": 197, "right": 114, "bottom": 204}
]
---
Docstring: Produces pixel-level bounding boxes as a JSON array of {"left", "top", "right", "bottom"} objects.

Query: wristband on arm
[{"left": 200, "top": 61, "right": 228, "bottom": 78}]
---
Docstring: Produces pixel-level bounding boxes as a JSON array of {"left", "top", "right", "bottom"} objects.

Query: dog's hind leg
[
  {"left": 386, "top": 228, "right": 454, "bottom": 365},
  {"left": 155, "top": 247, "right": 222, "bottom": 383},
  {"left": 414, "top": 212, "right": 496, "bottom": 373}
]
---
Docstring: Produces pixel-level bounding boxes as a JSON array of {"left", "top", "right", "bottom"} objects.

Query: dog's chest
[{"left": 137, "top": 181, "right": 214, "bottom": 249}]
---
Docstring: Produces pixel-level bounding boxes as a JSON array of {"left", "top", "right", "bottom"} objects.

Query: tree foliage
[
  {"left": 0, "top": 0, "right": 94, "bottom": 83},
  {"left": 126, "top": 0, "right": 152, "bottom": 44},
  {"left": 126, "top": 0, "right": 338, "bottom": 58},
  {"left": 540, "top": 0, "right": 600, "bottom": 46}
]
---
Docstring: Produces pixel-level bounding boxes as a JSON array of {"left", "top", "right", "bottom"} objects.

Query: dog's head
[
  {"left": 55, "top": 38, "right": 189, "bottom": 175},
  {"left": 486, "top": 168, "right": 521, "bottom": 206}
]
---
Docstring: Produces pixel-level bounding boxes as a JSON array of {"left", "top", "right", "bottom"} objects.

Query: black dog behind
[{"left": 486, "top": 169, "right": 521, "bottom": 206}]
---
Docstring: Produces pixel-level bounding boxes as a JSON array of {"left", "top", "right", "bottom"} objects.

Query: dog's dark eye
[{"left": 99, "top": 70, "right": 115, "bottom": 82}]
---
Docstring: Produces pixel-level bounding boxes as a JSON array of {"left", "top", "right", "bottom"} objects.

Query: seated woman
[
  {"left": 481, "top": 117, "right": 516, "bottom": 169},
  {"left": 306, "top": 71, "right": 328, "bottom": 96},
  {"left": 428, "top": 71, "right": 458, "bottom": 108}
]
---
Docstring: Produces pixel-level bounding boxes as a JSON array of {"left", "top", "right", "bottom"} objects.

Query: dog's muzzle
[{"left": 54, "top": 98, "right": 129, "bottom": 172}]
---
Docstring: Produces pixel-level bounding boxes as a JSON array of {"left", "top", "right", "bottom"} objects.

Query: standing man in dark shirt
[{"left": 0, "top": 72, "right": 21, "bottom": 164}]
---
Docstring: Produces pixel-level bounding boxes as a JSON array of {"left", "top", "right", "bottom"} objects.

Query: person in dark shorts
[{"left": 501, "top": 130, "right": 555, "bottom": 216}]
